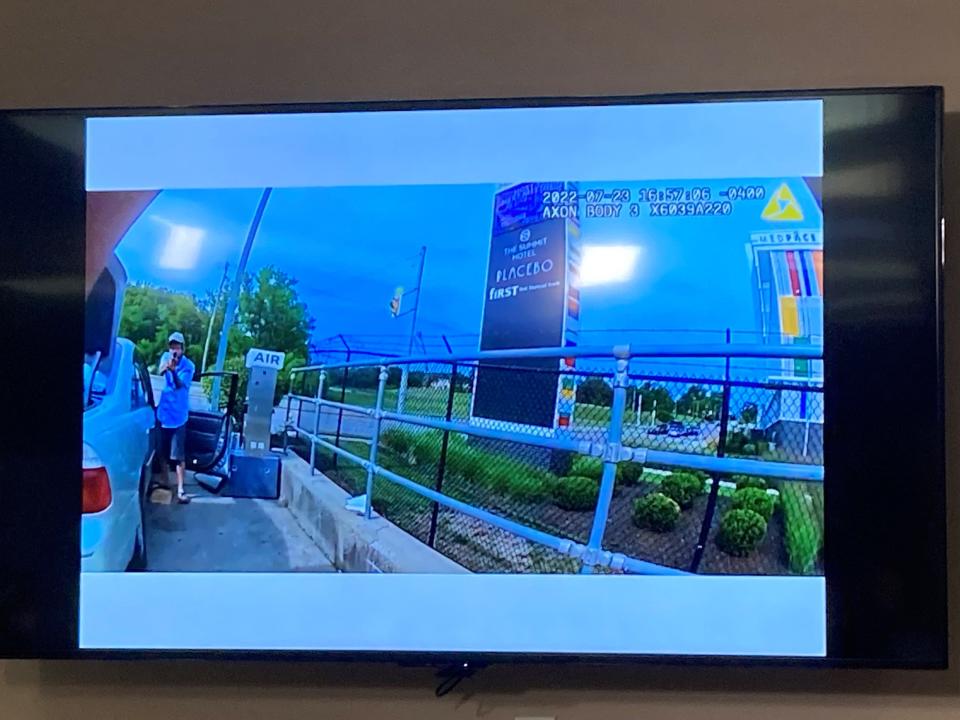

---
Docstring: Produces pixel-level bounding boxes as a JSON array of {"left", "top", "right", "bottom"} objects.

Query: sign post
[{"left": 472, "top": 182, "right": 582, "bottom": 468}]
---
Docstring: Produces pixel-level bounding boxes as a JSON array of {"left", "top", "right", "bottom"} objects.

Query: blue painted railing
[{"left": 284, "top": 343, "right": 823, "bottom": 574}]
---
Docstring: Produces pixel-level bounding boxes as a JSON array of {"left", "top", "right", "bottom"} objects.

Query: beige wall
[{"left": 3, "top": 0, "right": 960, "bottom": 717}]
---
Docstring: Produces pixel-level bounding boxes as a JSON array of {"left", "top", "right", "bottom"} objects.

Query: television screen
[{"left": 0, "top": 88, "right": 945, "bottom": 665}]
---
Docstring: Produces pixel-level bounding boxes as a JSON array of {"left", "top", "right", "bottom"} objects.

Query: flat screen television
[{"left": 0, "top": 86, "right": 945, "bottom": 667}]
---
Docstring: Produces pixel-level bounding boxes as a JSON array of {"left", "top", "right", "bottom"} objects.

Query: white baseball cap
[{"left": 168, "top": 331, "right": 185, "bottom": 345}]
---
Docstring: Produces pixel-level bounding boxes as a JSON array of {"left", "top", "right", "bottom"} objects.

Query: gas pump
[{"left": 222, "top": 347, "right": 285, "bottom": 499}]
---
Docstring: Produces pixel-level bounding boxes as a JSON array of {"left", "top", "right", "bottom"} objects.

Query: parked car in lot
[
  {"left": 667, "top": 421, "right": 700, "bottom": 438},
  {"left": 648, "top": 420, "right": 699, "bottom": 438},
  {"left": 647, "top": 423, "right": 670, "bottom": 436},
  {"left": 82, "top": 256, "right": 157, "bottom": 571}
]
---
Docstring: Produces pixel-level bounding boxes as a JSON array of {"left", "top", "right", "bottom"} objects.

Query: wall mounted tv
[{"left": 0, "top": 86, "right": 945, "bottom": 667}]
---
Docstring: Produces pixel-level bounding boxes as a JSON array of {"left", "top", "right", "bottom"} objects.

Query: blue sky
[{"left": 115, "top": 178, "right": 822, "bottom": 365}]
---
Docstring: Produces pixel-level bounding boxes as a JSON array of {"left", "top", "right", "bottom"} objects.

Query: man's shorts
[{"left": 160, "top": 424, "right": 187, "bottom": 465}]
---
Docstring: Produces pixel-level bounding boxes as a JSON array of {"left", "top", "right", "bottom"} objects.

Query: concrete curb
[{"left": 278, "top": 450, "right": 468, "bottom": 574}]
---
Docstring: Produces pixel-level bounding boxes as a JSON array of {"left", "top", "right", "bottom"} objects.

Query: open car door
[
  {"left": 84, "top": 255, "right": 127, "bottom": 405},
  {"left": 185, "top": 371, "right": 239, "bottom": 482}
]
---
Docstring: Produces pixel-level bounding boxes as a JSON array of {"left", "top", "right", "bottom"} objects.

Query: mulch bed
[{"left": 293, "top": 442, "right": 795, "bottom": 576}]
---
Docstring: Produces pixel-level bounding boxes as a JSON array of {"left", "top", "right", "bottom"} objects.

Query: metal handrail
[
  {"left": 284, "top": 395, "right": 825, "bottom": 483},
  {"left": 283, "top": 342, "right": 825, "bottom": 574},
  {"left": 289, "top": 342, "right": 823, "bottom": 375},
  {"left": 296, "top": 425, "right": 685, "bottom": 575}
]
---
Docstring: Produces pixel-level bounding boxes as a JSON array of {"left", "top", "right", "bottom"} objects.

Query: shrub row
[
  {"left": 569, "top": 455, "right": 645, "bottom": 487},
  {"left": 715, "top": 484, "right": 778, "bottom": 556},
  {"left": 732, "top": 474, "right": 767, "bottom": 491},
  {"left": 632, "top": 492, "right": 680, "bottom": 532},
  {"left": 660, "top": 472, "right": 704, "bottom": 509},
  {"left": 780, "top": 481, "right": 823, "bottom": 573},
  {"left": 380, "top": 428, "right": 554, "bottom": 502},
  {"left": 630, "top": 471, "right": 706, "bottom": 533},
  {"left": 552, "top": 475, "right": 599, "bottom": 510},
  {"left": 379, "top": 430, "right": 783, "bottom": 560}
]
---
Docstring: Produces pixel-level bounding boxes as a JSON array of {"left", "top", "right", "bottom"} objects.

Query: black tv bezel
[{"left": 0, "top": 85, "right": 945, "bottom": 669}]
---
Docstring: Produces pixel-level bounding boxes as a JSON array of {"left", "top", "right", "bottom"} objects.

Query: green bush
[
  {"left": 552, "top": 475, "right": 599, "bottom": 511},
  {"left": 570, "top": 456, "right": 643, "bottom": 489},
  {"left": 476, "top": 455, "right": 552, "bottom": 501},
  {"left": 442, "top": 433, "right": 464, "bottom": 452},
  {"left": 733, "top": 474, "right": 767, "bottom": 491},
  {"left": 380, "top": 427, "right": 416, "bottom": 455},
  {"left": 660, "top": 472, "right": 705, "bottom": 509},
  {"left": 504, "top": 465, "right": 553, "bottom": 502},
  {"left": 780, "top": 482, "right": 824, "bottom": 574},
  {"left": 717, "top": 508, "right": 767, "bottom": 556},
  {"left": 731, "top": 486, "right": 775, "bottom": 521},
  {"left": 633, "top": 492, "right": 680, "bottom": 532},
  {"left": 444, "top": 441, "right": 488, "bottom": 482},
  {"left": 619, "top": 461, "right": 645, "bottom": 486},
  {"left": 410, "top": 430, "right": 443, "bottom": 465},
  {"left": 570, "top": 455, "right": 603, "bottom": 479},
  {"left": 725, "top": 430, "right": 750, "bottom": 454},
  {"left": 481, "top": 457, "right": 516, "bottom": 494},
  {"left": 376, "top": 450, "right": 410, "bottom": 477}
]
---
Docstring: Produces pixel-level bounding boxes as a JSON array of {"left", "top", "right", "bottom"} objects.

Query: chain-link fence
[{"left": 284, "top": 343, "right": 824, "bottom": 576}]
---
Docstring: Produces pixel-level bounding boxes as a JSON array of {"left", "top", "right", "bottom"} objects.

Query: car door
[
  {"left": 185, "top": 371, "right": 239, "bottom": 475},
  {"left": 133, "top": 355, "right": 158, "bottom": 470},
  {"left": 114, "top": 351, "right": 154, "bottom": 547},
  {"left": 85, "top": 344, "right": 149, "bottom": 570}
]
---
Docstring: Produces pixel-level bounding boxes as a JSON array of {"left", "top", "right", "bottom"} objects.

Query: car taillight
[
  {"left": 83, "top": 467, "right": 112, "bottom": 513},
  {"left": 82, "top": 443, "right": 111, "bottom": 513}
]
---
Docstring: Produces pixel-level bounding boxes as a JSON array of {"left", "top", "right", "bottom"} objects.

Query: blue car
[{"left": 82, "top": 256, "right": 157, "bottom": 571}]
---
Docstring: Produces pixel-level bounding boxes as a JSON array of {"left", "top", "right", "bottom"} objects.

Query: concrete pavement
[{"left": 145, "top": 474, "right": 335, "bottom": 572}]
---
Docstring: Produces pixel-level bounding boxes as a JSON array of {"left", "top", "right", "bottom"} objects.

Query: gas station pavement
[{"left": 144, "top": 473, "right": 336, "bottom": 572}]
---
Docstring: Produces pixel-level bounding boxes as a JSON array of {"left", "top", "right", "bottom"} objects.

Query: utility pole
[
  {"left": 202, "top": 262, "right": 230, "bottom": 374},
  {"left": 397, "top": 245, "right": 426, "bottom": 414},
  {"left": 211, "top": 188, "right": 273, "bottom": 402}
]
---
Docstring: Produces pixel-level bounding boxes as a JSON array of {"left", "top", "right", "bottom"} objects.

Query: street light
[{"left": 211, "top": 188, "right": 273, "bottom": 403}]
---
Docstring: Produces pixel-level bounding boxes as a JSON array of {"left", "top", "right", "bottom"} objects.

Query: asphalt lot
[{"left": 144, "top": 473, "right": 335, "bottom": 572}]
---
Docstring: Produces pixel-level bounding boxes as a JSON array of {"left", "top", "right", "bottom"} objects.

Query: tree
[
  {"left": 703, "top": 391, "right": 724, "bottom": 420},
  {"left": 676, "top": 384, "right": 722, "bottom": 419},
  {"left": 223, "top": 266, "right": 315, "bottom": 401},
  {"left": 119, "top": 284, "right": 207, "bottom": 369},
  {"left": 119, "top": 266, "right": 316, "bottom": 409},
  {"left": 231, "top": 266, "right": 313, "bottom": 358},
  {"left": 576, "top": 378, "right": 613, "bottom": 406},
  {"left": 637, "top": 382, "right": 675, "bottom": 422},
  {"left": 739, "top": 402, "right": 759, "bottom": 425}
]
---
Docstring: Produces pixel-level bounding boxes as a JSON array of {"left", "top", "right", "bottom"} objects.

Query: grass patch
[
  {"left": 380, "top": 427, "right": 416, "bottom": 456},
  {"left": 780, "top": 481, "right": 824, "bottom": 574},
  {"left": 326, "top": 386, "right": 471, "bottom": 416}
]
